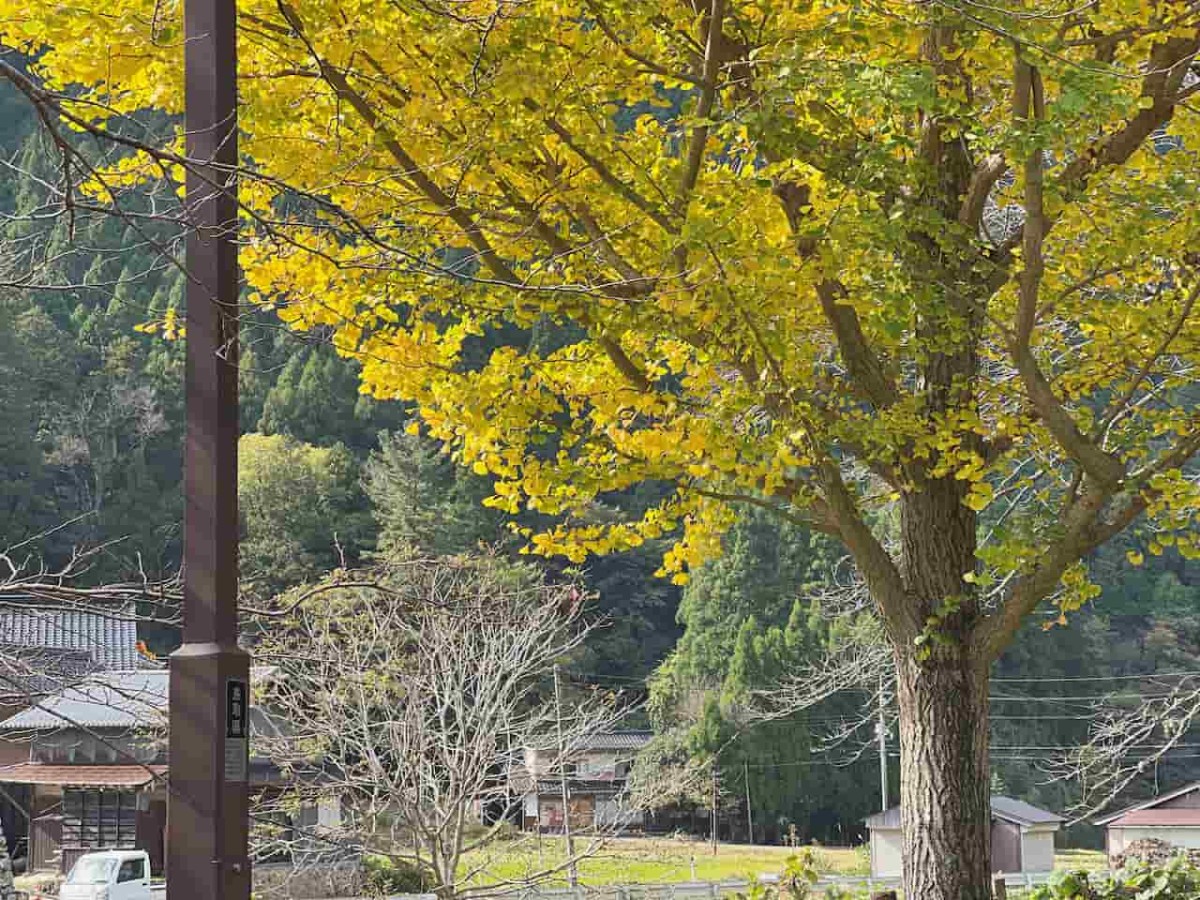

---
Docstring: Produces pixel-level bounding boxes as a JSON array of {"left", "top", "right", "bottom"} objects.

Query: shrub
[
  {"left": 1031, "top": 856, "right": 1200, "bottom": 900},
  {"left": 363, "top": 854, "right": 432, "bottom": 896}
]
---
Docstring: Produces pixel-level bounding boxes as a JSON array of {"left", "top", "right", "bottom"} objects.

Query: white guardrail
[{"left": 455, "top": 871, "right": 1088, "bottom": 900}]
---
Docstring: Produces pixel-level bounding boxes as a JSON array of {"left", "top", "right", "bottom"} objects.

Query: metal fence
[{"left": 460, "top": 870, "right": 1089, "bottom": 900}]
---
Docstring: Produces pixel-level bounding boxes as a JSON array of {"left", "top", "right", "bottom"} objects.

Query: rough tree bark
[
  {"left": 896, "top": 649, "right": 992, "bottom": 900},
  {"left": 0, "top": 821, "right": 14, "bottom": 900},
  {"left": 894, "top": 463, "right": 991, "bottom": 900}
]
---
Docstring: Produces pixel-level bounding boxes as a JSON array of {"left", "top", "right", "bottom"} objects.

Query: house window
[{"left": 62, "top": 790, "right": 138, "bottom": 849}]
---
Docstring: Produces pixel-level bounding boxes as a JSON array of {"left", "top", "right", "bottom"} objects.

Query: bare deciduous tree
[
  {"left": 1049, "top": 675, "right": 1200, "bottom": 821},
  {"left": 250, "top": 555, "right": 640, "bottom": 899}
]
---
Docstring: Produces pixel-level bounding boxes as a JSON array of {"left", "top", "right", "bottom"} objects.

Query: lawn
[
  {"left": 1052, "top": 848, "right": 1108, "bottom": 872},
  {"left": 461, "top": 836, "right": 868, "bottom": 886},
  {"left": 461, "top": 836, "right": 1109, "bottom": 887}
]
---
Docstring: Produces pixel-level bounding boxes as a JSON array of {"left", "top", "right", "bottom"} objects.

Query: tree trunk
[
  {"left": 0, "top": 819, "right": 14, "bottom": 900},
  {"left": 895, "top": 647, "right": 992, "bottom": 900}
]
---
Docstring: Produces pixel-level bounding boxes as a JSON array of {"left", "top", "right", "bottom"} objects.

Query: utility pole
[
  {"left": 168, "top": 0, "right": 250, "bottom": 892},
  {"left": 553, "top": 665, "right": 578, "bottom": 888},
  {"left": 710, "top": 765, "right": 719, "bottom": 855},
  {"left": 743, "top": 760, "right": 754, "bottom": 845},
  {"left": 876, "top": 674, "right": 889, "bottom": 812}
]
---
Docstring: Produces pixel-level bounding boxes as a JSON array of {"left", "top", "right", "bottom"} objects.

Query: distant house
[
  {"left": 0, "top": 669, "right": 172, "bottom": 874},
  {"left": 514, "top": 732, "right": 652, "bottom": 832},
  {"left": 0, "top": 601, "right": 150, "bottom": 727},
  {"left": 866, "top": 796, "right": 1063, "bottom": 878},
  {"left": 0, "top": 601, "right": 156, "bottom": 865},
  {"left": 0, "top": 668, "right": 311, "bottom": 875},
  {"left": 1095, "top": 781, "right": 1200, "bottom": 861}
]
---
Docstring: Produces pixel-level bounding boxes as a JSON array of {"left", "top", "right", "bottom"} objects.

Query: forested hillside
[{"left": 0, "top": 82, "right": 1196, "bottom": 847}]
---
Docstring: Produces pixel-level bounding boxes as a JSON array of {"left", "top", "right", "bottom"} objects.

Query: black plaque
[{"left": 227, "top": 679, "right": 248, "bottom": 739}]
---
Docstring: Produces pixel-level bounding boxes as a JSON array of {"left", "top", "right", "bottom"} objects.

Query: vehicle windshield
[{"left": 66, "top": 856, "right": 117, "bottom": 884}]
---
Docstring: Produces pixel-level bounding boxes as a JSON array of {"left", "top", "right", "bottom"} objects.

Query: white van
[{"left": 59, "top": 850, "right": 152, "bottom": 900}]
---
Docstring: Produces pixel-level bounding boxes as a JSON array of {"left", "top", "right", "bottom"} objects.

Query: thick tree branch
[
  {"left": 674, "top": 0, "right": 725, "bottom": 215},
  {"left": 1015, "top": 60, "right": 1045, "bottom": 349},
  {"left": 959, "top": 153, "right": 1006, "bottom": 233},
  {"left": 975, "top": 481, "right": 1111, "bottom": 660},
  {"left": 276, "top": 0, "right": 520, "bottom": 285},
  {"left": 773, "top": 181, "right": 899, "bottom": 409},
  {"left": 596, "top": 335, "right": 654, "bottom": 391},
  {"left": 997, "top": 32, "right": 1200, "bottom": 259},
  {"left": 523, "top": 99, "right": 678, "bottom": 234},
  {"left": 978, "top": 426, "right": 1200, "bottom": 660},
  {"left": 816, "top": 461, "right": 916, "bottom": 639},
  {"left": 1008, "top": 55, "right": 1127, "bottom": 489},
  {"left": 816, "top": 281, "right": 901, "bottom": 408}
]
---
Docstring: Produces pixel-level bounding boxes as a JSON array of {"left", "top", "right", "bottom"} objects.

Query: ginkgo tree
[{"left": 3, "top": 0, "right": 1198, "bottom": 895}]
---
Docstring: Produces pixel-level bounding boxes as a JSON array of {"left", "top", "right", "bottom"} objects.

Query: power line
[
  {"left": 993, "top": 714, "right": 1122, "bottom": 721},
  {"left": 738, "top": 748, "right": 1200, "bottom": 769},
  {"left": 990, "top": 692, "right": 1180, "bottom": 702},
  {"left": 993, "top": 671, "right": 1200, "bottom": 683},
  {"left": 575, "top": 671, "right": 1200, "bottom": 694}
]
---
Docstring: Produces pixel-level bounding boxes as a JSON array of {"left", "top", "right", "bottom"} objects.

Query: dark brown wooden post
[{"left": 167, "top": 0, "right": 250, "bottom": 893}]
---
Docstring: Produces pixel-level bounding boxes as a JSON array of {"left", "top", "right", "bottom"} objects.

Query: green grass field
[
  {"left": 461, "top": 836, "right": 866, "bottom": 887},
  {"left": 460, "top": 836, "right": 1108, "bottom": 887},
  {"left": 1052, "top": 848, "right": 1109, "bottom": 872}
]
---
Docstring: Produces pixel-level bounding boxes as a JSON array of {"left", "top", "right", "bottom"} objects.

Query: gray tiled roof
[
  {"left": 0, "top": 648, "right": 98, "bottom": 704},
  {"left": 0, "top": 670, "right": 168, "bottom": 730},
  {"left": 866, "top": 796, "right": 1063, "bottom": 830},
  {"left": 0, "top": 602, "right": 143, "bottom": 670},
  {"left": 573, "top": 732, "right": 653, "bottom": 751},
  {"left": 0, "top": 669, "right": 284, "bottom": 741}
]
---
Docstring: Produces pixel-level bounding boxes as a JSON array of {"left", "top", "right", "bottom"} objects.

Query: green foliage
[
  {"left": 364, "top": 430, "right": 507, "bottom": 557},
  {"left": 1032, "top": 858, "right": 1200, "bottom": 900},
  {"left": 0, "top": 300, "right": 57, "bottom": 541},
  {"left": 736, "top": 852, "right": 822, "bottom": 900},
  {"left": 363, "top": 428, "right": 682, "bottom": 682},
  {"left": 238, "top": 433, "right": 373, "bottom": 597},
  {"left": 258, "top": 347, "right": 404, "bottom": 452},
  {"left": 362, "top": 855, "right": 432, "bottom": 896}
]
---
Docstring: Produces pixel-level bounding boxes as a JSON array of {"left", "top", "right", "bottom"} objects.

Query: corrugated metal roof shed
[
  {"left": 1109, "top": 809, "right": 1200, "bottom": 827},
  {"left": 1094, "top": 781, "right": 1200, "bottom": 826},
  {"left": 866, "top": 796, "right": 1063, "bottom": 830},
  {"left": 0, "top": 669, "right": 285, "bottom": 740},
  {"left": 0, "top": 648, "right": 97, "bottom": 704},
  {"left": 990, "top": 795, "right": 1065, "bottom": 826},
  {"left": 0, "top": 602, "right": 144, "bottom": 670}
]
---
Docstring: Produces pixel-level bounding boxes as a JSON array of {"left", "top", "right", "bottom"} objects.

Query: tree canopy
[{"left": 8, "top": 0, "right": 1194, "bottom": 617}]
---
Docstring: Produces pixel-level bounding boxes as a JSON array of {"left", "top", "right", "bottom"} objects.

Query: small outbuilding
[
  {"left": 1095, "top": 781, "right": 1200, "bottom": 862},
  {"left": 865, "top": 796, "right": 1064, "bottom": 878}
]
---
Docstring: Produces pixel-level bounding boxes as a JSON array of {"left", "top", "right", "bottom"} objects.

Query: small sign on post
[{"left": 225, "top": 678, "right": 249, "bottom": 782}]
